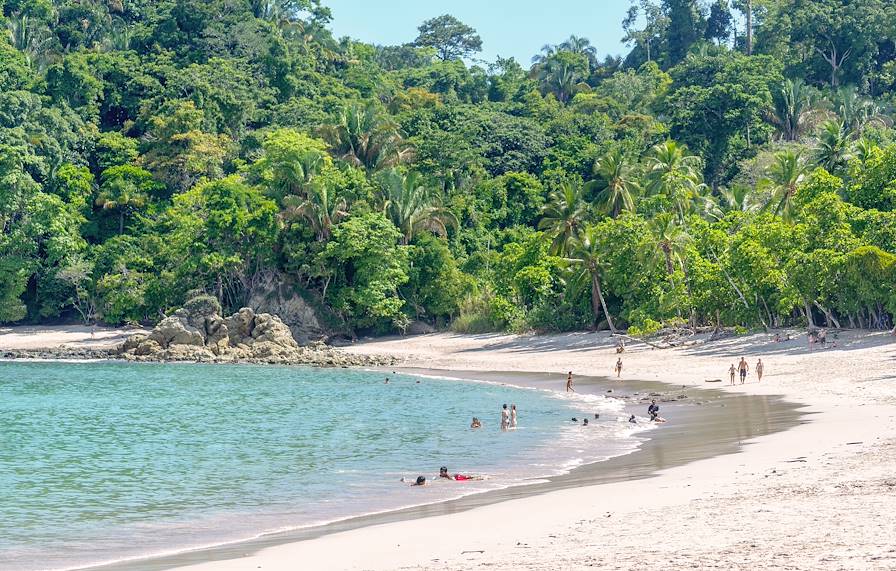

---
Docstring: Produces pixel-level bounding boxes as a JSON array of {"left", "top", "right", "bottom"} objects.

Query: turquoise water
[{"left": 0, "top": 361, "right": 644, "bottom": 571}]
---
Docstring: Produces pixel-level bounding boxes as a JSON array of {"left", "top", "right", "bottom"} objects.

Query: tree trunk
[
  {"left": 814, "top": 301, "right": 841, "bottom": 329},
  {"left": 804, "top": 299, "right": 815, "bottom": 328},
  {"left": 591, "top": 270, "right": 616, "bottom": 333},
  {"left": 745, "top": 0, "right": 753, "bottom": 55},
  {"left": 119, "top": 211, "right": 125, "bottom": 234}
]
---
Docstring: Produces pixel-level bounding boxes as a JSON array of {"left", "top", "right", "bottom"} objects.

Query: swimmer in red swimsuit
[{"left": 439, "top": 466, "right": 483, "bottom": 481}]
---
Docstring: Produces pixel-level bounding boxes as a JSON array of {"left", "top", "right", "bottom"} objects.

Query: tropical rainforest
[{"left": 1, "top": 0, "right": 895, "bottom": 336}]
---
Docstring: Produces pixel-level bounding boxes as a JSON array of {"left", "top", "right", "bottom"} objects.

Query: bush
[{"left": 182, "top": 294, "right": 222, "bottom": 318}]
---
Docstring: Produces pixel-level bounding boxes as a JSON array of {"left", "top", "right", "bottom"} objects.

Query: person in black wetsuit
[{"left": 647, "top": 400, "right": 659, "bottom": 421}]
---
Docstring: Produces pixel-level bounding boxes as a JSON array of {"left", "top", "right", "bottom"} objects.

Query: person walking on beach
[
  {"left": 510, "top": 404, "right": 517, "bottom": 428},
  {"left": 501, "top": 403, "right": 510, "bottom": 430},
  {"left": 738, "top": 357, "right": 749, "bottom": 384},
  {"left": 566, "top": 372, "right": 575, "bottom": 393},
  {"left": 614, "top": 358, "right": 623, "bottom": 378},
  {"left": 756, "top": 359, "right": 764, "bottom": 382},
  {"left": 728, "top": 363, "right": 736, "bottom": 385}
]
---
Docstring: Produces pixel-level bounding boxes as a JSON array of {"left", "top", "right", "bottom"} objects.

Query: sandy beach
[{"left": 4, "top": 327, "right": 896, "bottom": 570}]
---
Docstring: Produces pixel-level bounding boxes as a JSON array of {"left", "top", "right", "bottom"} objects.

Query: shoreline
[
  {"left": 164, "top": 330, "right": 896, "bottom": 571},
  {"left": 3, "top": 326, "right": 895, "bottom": 570},
  {"left": 78, "top": 368, "right": 804, "bottom": 571}
]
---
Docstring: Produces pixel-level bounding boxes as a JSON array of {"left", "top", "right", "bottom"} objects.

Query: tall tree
[
  {"left": 564, "top": 225, "right": 618, "bottom": 332},
  {"left": 704, "top": 0, "right": 733, "bottom": 46},
  {"left": 664, "top": 0, "right": 703, "bottom": 65},
  {"left": 413, "top": 14, "right": 482, "bottom": 61}
]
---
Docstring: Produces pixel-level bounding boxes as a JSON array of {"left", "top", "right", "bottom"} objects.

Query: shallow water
[{"left": 0, "top": 361, "right": 648, "bottom": 571}]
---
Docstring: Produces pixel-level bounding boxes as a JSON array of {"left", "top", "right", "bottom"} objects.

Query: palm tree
[
  {"left": 759, "top": 150, "right": 809, "bottom": 220},
  {"left": 643, "top": 141, "right": 705, "bottom": 222},
  {"left": 538, "top": 181, "right": 588, "bottom": 255},
  {"left": 377, "top": 169, "right": 457, "bottom": 245},
  {"left": 281, "top": 180, "right": 348, "bottom": 242},
  {"left": 642, "top": 212, "right": 691, "bottom": 278},
  {"left": 564, "top": 226, "right": 617, "bottom": 332},
  {"left": 814, "top": 120, "right": 851, "bottom": 174},
  {"left": 854, "top": 137, "right": 879, "bottom": 165},
  {"left": 532, "top": 53, "right": 589, "bottom": 104},
  {"left": 586, "top": 149, "right": 639, "bottom": 218},
  {"left": 718, "top": 183, "right": 759, "bottom": 214},
  {"left": 767, "top": 79, "right": 820, "bottom": 142},
  {"left": 6, "top": 12, "right": 56, "bottom": 70},
  {"left": 95, "top": 184, "right": 148, "bottom": 234},
  {"left": 559, "top": 35, "right": 598, "bottom": 68},
  {"left": 832, "top": 87, "right": 890, "bottom": 136},
  {"left": 319, "top": 104, "right": 412, "bottom": 173}
]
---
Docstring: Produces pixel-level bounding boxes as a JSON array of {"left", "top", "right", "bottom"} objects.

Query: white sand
[
  {"left": 5, "top": 326, "right": 895, "bottom": 569},
  {"left": 0, "top": 324, "right": 145, "bottom": 350},
  {"left": 168, "top": 330, "right": 896, "bottom": 571}
]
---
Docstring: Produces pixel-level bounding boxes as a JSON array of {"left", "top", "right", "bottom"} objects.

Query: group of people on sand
[{"left": 728, "top": 357, "right": 764, "bottom": 385}]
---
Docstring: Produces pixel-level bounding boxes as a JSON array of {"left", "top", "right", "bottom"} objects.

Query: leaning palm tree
[
  {"left": 319, "top": 103, "right": 412, "bottom": 173},
  {"left": 377, "top": 169, "right": 457, "bottom": 245},
  {"left": 587, "top": 149, "right": 639, "bottom": 218},
  {"left": 643, "top": 141, "right": 705, "bottom": 222},
  {"left": 564, "top": 225, "right": 617, "bottom": 333},
  {"left": 814, "top": 120, "right": 852, "bottom": 174},
  {"left": 538, "top": 181, "right": 588, "bottom": 255},
  {"left": 759, "top": 150, "right": 810, "bottom": 221},
  {"left": 281, "top": 180, "right": 348, "bottom": 242},
  {"left": 767, "top": 78, "right": 821, "bottom": 142}
]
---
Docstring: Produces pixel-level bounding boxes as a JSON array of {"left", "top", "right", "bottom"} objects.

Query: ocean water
[{"left": 0, "top": 361, "right": 649, "bottom": 571}]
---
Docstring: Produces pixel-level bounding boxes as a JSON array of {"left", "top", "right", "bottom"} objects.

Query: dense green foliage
[{"left": 1, "top": 0, "right": 895, "bottom": 334}]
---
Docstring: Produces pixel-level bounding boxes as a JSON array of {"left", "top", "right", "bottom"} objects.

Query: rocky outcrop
[
  {"left": 117, "top": 298, "right": 394, "bottom": 367},
  {"left": 247, "top": 277, "right": 328, "bottom": 344}
]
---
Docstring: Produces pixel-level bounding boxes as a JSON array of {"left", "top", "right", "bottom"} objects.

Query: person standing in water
[
  {"left": 501, "top": 403, "right": 510, "bottom": 430},
  {"left": 566, "top": 372, "right": 575, "bottom": 393},
  {"left": 510, "top": 404, "right": 517, "bottom": 428},
  {"left": 756, "top": 359, "right": 764, "bottom": 382},
  {"left": 728, "top": 363, "right": 736, "bottom": 385},
  {"left": 738, "top": 357, "right": 749, "bottom": 384},
  {"left": 614, "top": 358, "right": 623, "bottom": 378}
]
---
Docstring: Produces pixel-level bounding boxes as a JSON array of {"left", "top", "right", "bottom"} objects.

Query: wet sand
[{"left": 90, "top": 369, "right": 804, "bottom": 571}]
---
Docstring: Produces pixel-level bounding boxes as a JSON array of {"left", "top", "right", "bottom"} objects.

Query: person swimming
[
  {"left": 571, "top": 417, "right": 578, "bottom": 422},
  {"left": 628, "top": 414, "right": 637, "bottom": 424},
  {"left": 403, "top": 476, "right": 426, "bottom": 486},
  {"left": 583, "top": 418, "right": 589, "bottom": 426},
  {"left": 470, "top": 417, "right": 482, "bottom": 429},
  {"left": 439, "top": 466, "right": 482, "bottom": 481},
  {"left": 594, "top": 413, "right": 600, "bottom": 420}
]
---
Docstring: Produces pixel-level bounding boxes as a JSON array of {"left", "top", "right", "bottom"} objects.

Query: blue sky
[{"left": 322, "top": 0, "right": 632, "bottom": 65}]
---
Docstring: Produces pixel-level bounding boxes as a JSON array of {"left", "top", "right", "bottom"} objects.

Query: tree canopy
[{"left": 0, "top": 0, "right": 894, "bottom": 336}]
